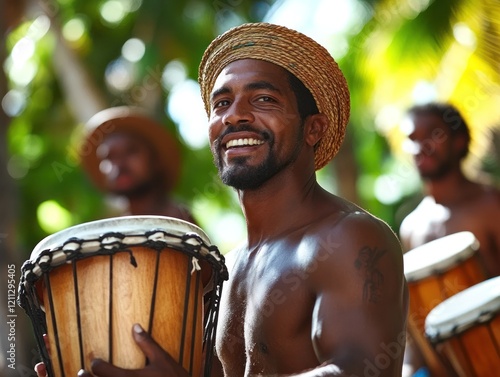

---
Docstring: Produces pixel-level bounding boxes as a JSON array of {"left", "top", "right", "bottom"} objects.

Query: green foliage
[{"left": 6, "top": 0, "right": 499, "bottom": 256}]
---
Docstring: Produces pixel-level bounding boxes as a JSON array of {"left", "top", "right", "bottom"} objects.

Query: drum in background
[
  {"left": 403, "top": 231, "right": 487, "bottom": 377},
  {"left": 18, "top": 216, "right": 228, "bottom": 377},
  {"left": 425, "top": 276, "right": 500, "bottom": 377}
]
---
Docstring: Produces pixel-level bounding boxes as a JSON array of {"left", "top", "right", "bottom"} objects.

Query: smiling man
[
  {"left": 36, "top": 23, "right": 408, "bottom": 377},
  {"left": 208, "top": 62, "right": 307, "bottom": 190},
  {"left": 196, "top": 25, "right": 407, "bottom": 377}
]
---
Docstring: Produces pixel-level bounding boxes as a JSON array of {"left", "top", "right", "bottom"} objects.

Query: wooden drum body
[
  {"left": 403, "top": 232, "right": 487, "bottom": 376},
  {"left": 18, "top": 216, "right": 228, "bottom": 377},
  {"left": 426, "top": 277, "right": 500, "bottom": 377}
]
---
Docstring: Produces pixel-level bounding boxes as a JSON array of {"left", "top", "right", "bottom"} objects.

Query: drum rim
[
  {"left": 19, "top": 216, "right": 228, "bottom": 291},
  {"left": 403, "top": 231, "right": 479, "bottom": 282},
  {"left": 425, "top": 276, "right": 500, "bottom": 342},
  {"left": 29, "top": 216, "right": 211, "bottom": 260}
]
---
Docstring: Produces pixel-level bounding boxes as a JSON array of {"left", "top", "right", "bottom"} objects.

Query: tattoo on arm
[{"left": 354, "top": 246, "right": 386, "bottom": 303}]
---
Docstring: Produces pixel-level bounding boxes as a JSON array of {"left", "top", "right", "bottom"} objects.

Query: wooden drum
[
  {"left": 403, "top": 231, "right": 487, "bottom": 376},
  {"left": 18, "top": 216, "right": 228, "bottom": 377},
  {"left": 425, "top": 276, "right": 500, "bottom": 377}
]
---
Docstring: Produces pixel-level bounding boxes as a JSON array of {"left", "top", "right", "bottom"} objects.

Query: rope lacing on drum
[
  {"left": 19, "top": 228, "right": 228, "bottom": 297},
  {"left": 191, "top": 258, "right": 201, "bottom": 273}
]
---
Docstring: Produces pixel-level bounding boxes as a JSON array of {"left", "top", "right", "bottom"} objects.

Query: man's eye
[
  {"left": 214, "top": 100, "right": 230, "bottom": 108},
  {"left": 257, "top": 96, "right": 273, "bottom": 102}
]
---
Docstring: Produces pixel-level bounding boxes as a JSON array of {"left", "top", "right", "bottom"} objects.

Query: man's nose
[{"left": 222, "top": 99, "right": 255, "bottom": 126}]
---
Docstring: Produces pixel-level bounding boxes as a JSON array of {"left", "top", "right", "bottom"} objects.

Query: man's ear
[{"left": 304, "top": 113, "right": 328, "bottom": 147}]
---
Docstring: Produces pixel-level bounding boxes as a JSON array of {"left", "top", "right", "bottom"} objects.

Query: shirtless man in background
[
  {"left": 399, "top": 102, "right": 500, "bottom": 376},
  {"left": 399, "top": 102, "right": 500, "bottom": 277}
]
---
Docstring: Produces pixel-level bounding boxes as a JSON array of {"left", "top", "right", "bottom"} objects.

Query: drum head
[
  {"left": 425, "top": 276, "right": 500, "bottom": 342},
  {"left": 29, "top": 216, "right": 211, "bottom": 260},
  {"left": 404, "top": 231, "right": 479, "bottom": 282}
]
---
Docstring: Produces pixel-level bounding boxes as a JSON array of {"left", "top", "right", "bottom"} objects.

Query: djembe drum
[
  {"left": 425, "top": 276, "right": 500, "bottom": 377},
  {"left": 18, "top": 216, "right": 228, "bottom": 377},
  {"left": 403, "top": 231, "right": 487, "bottom": 377}
]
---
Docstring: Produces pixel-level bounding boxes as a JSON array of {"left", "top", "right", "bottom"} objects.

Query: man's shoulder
[
  {"left": 306, "top": 190, "right": 395, "bottom": 234},
  {"left": 302, "top": 204, "right": 405, "bottom": 294},
  {"left": 318, "top": 196, "right": 394, "bottom": 229},
  {"left": 341, "top": 210, "right": 400, "bottom": 246},
  {"left": 307, "top": 202, "right": 401, "bottom": 257},
  {"left": 474, "top": 183, "right": 500, "bottom": 206}
]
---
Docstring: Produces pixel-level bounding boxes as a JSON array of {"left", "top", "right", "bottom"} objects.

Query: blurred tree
[{"left": 1, "top": 2, "right": 37, "bottom": 377}]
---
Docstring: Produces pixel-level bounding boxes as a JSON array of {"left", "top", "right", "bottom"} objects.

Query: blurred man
[
  {"left": 399, "top": 102, "right": 500, "bottom": 376},
  {"left": 399, "top": 102, "right": 500, "bottom": 277},
  {"left": 80, "top": 106, "right": 196, "bottom": 223}
]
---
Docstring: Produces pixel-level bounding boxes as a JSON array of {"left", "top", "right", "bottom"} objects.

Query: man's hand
[{"left": 35, "top": 324, "right": 191, "bottom": 377}]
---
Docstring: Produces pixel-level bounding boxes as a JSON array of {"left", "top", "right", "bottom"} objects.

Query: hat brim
[
  {"left": 80, "top": 106, "right": 182, "bottom": 192},
  {"left": 198, "top": 23, "right": 350, "bottom": 170}
]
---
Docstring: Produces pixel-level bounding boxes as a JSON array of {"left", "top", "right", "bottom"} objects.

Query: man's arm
[
  {"left": 485, "top": 190, "right": 500, "bottom": 276},
  {"left": 304, "top": 212, "right": 409, "bottom": 377}
]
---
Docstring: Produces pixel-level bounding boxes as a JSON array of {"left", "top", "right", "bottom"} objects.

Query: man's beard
[
  {"left": 212, "top": 124, "right": 303, "bottom": 190},
  {"left": 111, "top": 175, "right": 160, "bottom": 198},
  {"left": 417, "top": 158, "right": 454, "bottom": 181}
]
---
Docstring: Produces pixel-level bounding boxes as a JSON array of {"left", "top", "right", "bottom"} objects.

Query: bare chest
[{"left": 215, "top": 248, "right": 319, "bottom": 376}]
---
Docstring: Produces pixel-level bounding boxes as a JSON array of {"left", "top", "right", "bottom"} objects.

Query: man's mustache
[
  {"left": 214, "top": 124, "right": 271, "bottom": 150},
  {"left": 105, "top": 166, "right": 133, "bottom": 180}
]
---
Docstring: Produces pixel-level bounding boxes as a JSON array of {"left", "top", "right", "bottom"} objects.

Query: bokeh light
[
  {"left": 2, "top": 89, "right": 26, "bottom": 117},
  {"left": 100, "top": 0, "right": 128, "bottom": 25},
  {"left": 167, "top": 79, "right": 208, "bottom": 149},
  {"left": 37, "top": 200, "right": 73, "bottom": 234},
  {"left": 161, "top": 60, "right": 187, "bottom": 91},
  {"left": 63, "top": 17, "right": 87, "bottom": 43},
  {"left": 122, "top": 38, "right": 146, "bottom": 62}
]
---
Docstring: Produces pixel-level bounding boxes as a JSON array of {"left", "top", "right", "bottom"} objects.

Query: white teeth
[{"left": 226, "top": 138, "right": 264, "bottom": 148}]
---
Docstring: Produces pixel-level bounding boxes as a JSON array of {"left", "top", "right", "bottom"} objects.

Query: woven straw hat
[
  {"left": 198, "top": 22, "right": 350, "bottom": 170},
  {"left": 80, "top": 106, "right": 181, "bottom": 192}
]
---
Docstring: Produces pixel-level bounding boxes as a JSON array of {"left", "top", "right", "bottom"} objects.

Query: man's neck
[
  {"left": 125, "top": 189, "right": 170, "bottom": 215},
  {"left": 424, "top": 170, "right": 472, "bottom": 206},
  {"left": 238, "top": 170, "right": 320, "bottom": 247}
]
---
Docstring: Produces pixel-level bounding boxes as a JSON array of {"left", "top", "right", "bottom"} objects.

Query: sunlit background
[
  {"left": 1, "top": 0, "right": 499, "bottom": 372},
  {"left": 4, "top": 0, "right": 498, "bottom": 254}
]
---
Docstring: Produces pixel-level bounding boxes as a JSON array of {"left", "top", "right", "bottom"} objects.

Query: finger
[
  {"left": 43, "top": 334, "right": 52, "bottom": 358},
  {"left": 90, "top": 358, "right": 138, "bottom": 377},
  {"left": 132, "top": 324, "right": 175, "bottom": 364},
  {"left": 34, "top": 362, "right": 47, "bottom": 377},
  {"left": 132, "top": 323, "right": 173, "bottom": 363},
  {"left": 77, "top": 369, "right": 94, "bottom": 377}
]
